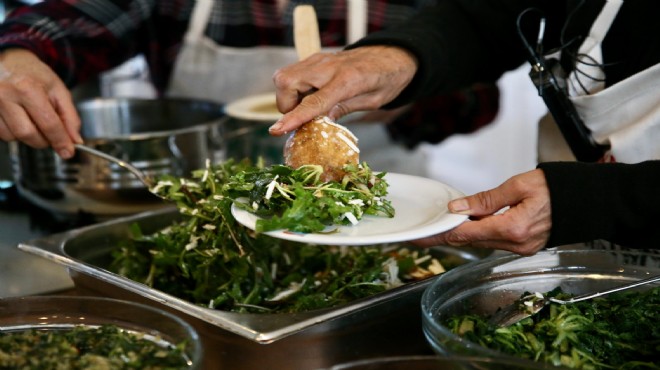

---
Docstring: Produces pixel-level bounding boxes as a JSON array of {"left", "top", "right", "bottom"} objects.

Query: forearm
[{"left": 539, "top": 161, "right": 660, "bottom": 248}]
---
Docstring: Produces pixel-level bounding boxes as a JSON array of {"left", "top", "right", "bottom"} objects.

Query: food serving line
[
  {"left": 1, "top": 93, "right": 659, "bottom": 369},
  {"left": 0, "top": 194, "right": 479, "bottom": 370},
  {"left": 5, "top": 187, "right": 659, "bottom": 370},
  {"left": 0, "top": 96, "right": 483, "bottom": 369},
  {"left": 8, "top": 163, "right": 485, "bottom": 369},
  {"left": 7, "top": 185, "right": 660, "bottom": 369},
  {"left": 3, "top": 14, "right": 463, "bottom": 368},
  {"left": 1, "top": 14, "right": 657, "bottom": 361}
]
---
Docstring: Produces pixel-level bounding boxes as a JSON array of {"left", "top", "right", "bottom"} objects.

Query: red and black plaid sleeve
[{"left": 0, "top": 0, "right": 153, "bottom": 87}]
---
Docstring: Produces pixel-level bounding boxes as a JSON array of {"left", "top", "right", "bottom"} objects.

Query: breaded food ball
[{"left": 284, "top": 116, "right": 360, "bottom": 182}]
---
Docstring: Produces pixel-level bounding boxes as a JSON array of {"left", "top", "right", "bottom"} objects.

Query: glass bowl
[
  {"left": 325, "top": 355, "right": 558, "bottom": 369},
  {"left": 421, "top": 247, "right": 660, "bottom": 368},
  {"left": 0, "top": 295, "right": 203, "bottom": 369}
]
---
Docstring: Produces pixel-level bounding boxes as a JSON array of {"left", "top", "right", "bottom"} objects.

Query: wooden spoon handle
[{"left": 293, "top": 5, "right": 322, "bottom": 61}]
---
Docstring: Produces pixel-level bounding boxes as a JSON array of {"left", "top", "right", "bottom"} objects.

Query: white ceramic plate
[
  {"left": 231, "top": 173, "right": 468, "bottom": 245},
  {"left": 224, "top": 93, "right": 282, "bottom": 122},
  {"left": 224, "top": 92, "right": 370, "bottom": 124}
]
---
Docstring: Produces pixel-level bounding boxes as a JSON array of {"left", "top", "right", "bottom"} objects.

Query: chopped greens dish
[
  {"left": 444, "top": 286, "right": 660, "bottom": 370},
  {"left": 0, "top": 325, "right": 190, "bottom": 369},
  {"left": 110, "top": 159, "right": 457, "bottom": 314},
  {"left": 225, "top": 161, "right": 394, "bottom": 233}
]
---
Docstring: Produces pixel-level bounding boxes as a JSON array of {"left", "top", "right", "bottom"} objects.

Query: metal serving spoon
[
  {"left": 489, "top": 274, "right": 660, "bottom": 327},
  {"left": 74, "top": 144, "right": 163, "bottom": 198}
]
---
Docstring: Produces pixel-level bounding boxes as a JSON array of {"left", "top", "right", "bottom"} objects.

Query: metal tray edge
[{"left": 16, "top": 209, "right": 448, "bottom": 343}]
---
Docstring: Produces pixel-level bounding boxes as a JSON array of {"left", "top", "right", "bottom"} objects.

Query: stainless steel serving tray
[{"left": 19, "top": 208, "right": 488, "bottom": 370}]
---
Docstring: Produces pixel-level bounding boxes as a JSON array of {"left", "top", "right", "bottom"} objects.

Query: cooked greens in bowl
[
  {"left": 421, "top": 248, "right": 660, "bottom": 370},
  {"left": 0, "top": 325, "right": 189, "bottom": 369},
  {"left": 0, "top": 296, "right": 202, "bottom": 369},
  {"left": 443, "top": 286, "right": 659, "bottom": 369}
]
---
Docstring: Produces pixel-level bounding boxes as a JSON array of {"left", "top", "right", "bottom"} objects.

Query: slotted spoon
[{"left": 489, "top": 273, "right": 660, "bottom": 327}]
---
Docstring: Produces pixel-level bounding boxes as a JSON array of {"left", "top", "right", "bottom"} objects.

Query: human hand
[
  {"left": 0, "top": 48, "right": 82, "bottom": 159},
  {"left": 413, "top": 169, "right": 552, "bottom": 256},
  {"left": 269, "top": 45, "right": 417, "bottom": 135}
]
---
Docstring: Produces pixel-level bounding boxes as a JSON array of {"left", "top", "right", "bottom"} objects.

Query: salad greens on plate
[{"left": 226, "top": 161, "right": 394, "bottom": 233}]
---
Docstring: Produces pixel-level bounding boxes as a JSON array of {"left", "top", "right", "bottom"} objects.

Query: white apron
[
  {"left": 167, "top": 0, "right": 370, "bottom": 103},
  {"left": 538, "top": 0, "right": 660, "bottom": 163},
  {"left": 166, "top": 0, "right": 428, "bottom": 175},
  {"left": 167, "top": 0, "right": 302, "bottom": 103}
]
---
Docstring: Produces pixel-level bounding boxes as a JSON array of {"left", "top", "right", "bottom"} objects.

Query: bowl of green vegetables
[
  {"left": 421, "top": 247, "right": 660, "bottom": 370},
  {"left": 324, "top": 355, "right": 558, "bottom": 369},
  {"left": 0, "top": 296, "right": 202, "bottom": 369}
]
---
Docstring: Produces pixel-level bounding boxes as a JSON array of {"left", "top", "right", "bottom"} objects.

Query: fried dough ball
[{"left": 284, "top": 116, "right": 359, "bottom": 182}]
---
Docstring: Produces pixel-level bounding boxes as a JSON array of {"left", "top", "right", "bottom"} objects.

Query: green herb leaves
[
  {"left": 445, "top": 287, "right": 660, "bottom": 369},
  {"left": 0, "top": 325, "right": 189, "bottom": 369},
  {"left": 110, "top": 159, "right": 443, "bottom": 314},
  {"left": 227, "top": 162, "right": 394, "bottom": 233}
]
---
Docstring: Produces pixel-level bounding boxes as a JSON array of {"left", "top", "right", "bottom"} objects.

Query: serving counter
[{"left": 0, "top": 206, "right": 73, "bottom": 297}]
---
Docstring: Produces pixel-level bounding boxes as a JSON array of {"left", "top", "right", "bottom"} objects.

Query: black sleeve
[
  {"left": 537, "top": 161, "right": 660, "bottom": 249},
  {"left": 346, "top": 0, "right": 562, "bottom": 107}
]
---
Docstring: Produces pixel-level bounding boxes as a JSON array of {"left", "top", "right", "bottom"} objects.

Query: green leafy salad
[
  {"left": 0, "top": 325, "right": 189, "bottom": 369},
  {"left": 444, "top": 286, "right": 660, "bottom": 370},
  {"left": 110, "top": 159, "right": 454, "bottom": 314},
  {"left": 224, "top": 160, "right": 394, "bottom": 233}
]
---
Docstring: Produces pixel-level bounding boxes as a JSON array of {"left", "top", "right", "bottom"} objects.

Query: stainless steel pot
[
  {"left": 222, "top": 93, "right": 288, "bottom": 165},
  {"left": 10, "top": 98, "right": 227, "bottom": 217}
]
